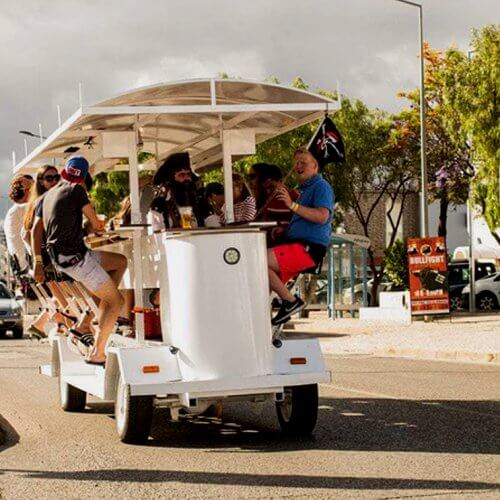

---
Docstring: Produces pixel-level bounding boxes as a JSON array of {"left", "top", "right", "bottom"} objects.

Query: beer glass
[
  {"left": 179, "top": 206, "right": 193, "bottom": 229},
  {"left": 97, "top": 214, "right": 106, "bottom": 232}
]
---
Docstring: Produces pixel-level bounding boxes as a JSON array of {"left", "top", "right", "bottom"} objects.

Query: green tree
[
  {"left": 90, "top": 152, "right": 156, "bottom": 217},
  {"left": 398, "top": 43, "right": 473, "bottom": 242},
  {"left": 442, "top": 25, "right": 500, "bottom": 243},
  {"left": 384, "top": 240, "right": 409, "bottom": 289},
  {"left": 91, "top": 171, "right": 129, "bottom": 217},
  {"left": 330, "top": 98, "right": 419, "bottom": 303}
]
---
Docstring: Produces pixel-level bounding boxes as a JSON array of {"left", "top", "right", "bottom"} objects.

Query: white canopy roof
[{"left": 13, "top": 78, "right": 336, "bottom": 175}]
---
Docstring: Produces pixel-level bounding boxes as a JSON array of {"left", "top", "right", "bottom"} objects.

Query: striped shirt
[{"left": 221, "top": 196, "right": 257, "bottom": 224}]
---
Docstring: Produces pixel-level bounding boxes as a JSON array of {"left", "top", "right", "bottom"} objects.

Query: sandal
[
  {"left": 117, "top": 317, "right": 132, "bottom": 327},
  {"left": 69, "top": 328, "right": 94, "bottom": 356}
]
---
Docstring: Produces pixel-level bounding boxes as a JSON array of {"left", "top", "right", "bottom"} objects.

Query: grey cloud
[{"left": 1, "top": 0, "right": 498, "bottom": 216}]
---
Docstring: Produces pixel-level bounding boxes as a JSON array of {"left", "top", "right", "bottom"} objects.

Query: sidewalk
[{"left": 286, "top": 311, "right": 500, "bottom": 364}]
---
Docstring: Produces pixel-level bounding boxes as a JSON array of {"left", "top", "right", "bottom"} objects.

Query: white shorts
[{"left": 56, "top": 250, "right": 111, "bottom": 293}]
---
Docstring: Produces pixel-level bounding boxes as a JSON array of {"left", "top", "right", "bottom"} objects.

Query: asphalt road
[{"left": 0, "top": 338, "right": 499, "bottom": 499}]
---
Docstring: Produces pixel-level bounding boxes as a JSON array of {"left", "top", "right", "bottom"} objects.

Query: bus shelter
[{"left": 327, "top": 233, "right": 370, "bottom": 318}]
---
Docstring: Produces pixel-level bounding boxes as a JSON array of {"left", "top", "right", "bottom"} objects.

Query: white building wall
[
  {"left": 428, "top": 201, "right": 499, "bottom": 255},
  {"left": 428, "top": 201, "right": 468, "bottom": 252}
]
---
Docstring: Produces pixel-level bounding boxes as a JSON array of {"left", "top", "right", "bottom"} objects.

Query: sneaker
[
  {"left": 271, "top": 297, "right": 282, "bottom": 309},
  {"left": 271, "top": 295, "right": 305, "bottom": 325}
]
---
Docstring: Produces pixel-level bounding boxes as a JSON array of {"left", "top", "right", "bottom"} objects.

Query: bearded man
[{"left": 148, "top": 152, "right": 201, "bottom": 230}]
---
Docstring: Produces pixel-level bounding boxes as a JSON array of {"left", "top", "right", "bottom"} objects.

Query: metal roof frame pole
[
  {"left": 128, "top": 131, "right": 145, "bottom": 344},
  {"left": 222, "top": 132, "right": 234, "bottom": 224}
]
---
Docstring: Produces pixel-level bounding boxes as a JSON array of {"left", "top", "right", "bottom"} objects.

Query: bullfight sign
[{"left": 407, "top": 236, "right": 450, "bottom": 315}]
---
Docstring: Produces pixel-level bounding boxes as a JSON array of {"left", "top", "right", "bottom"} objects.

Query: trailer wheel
[
  {"left": 115, "top": 375, "right": 153, "bottom": 444},
  {"left": 276, "top": 384, "right": 318, "bottom": 436},
  {"left": 59, "top": 375, "right": 87, "bottom": 412}
]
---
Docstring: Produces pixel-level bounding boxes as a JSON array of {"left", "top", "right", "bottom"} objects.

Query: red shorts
[{"left": 273, "top": 243, "right": 315, "bottom": 283}]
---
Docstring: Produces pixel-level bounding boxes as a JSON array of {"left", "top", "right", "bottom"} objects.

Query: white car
[{"left": 462, "top": 272, "right": 500, "bottom": 311}]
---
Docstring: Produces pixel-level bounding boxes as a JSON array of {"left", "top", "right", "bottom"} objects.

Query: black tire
[
  {"left": 276, "top": 384, "right": 318, "bottom": 436},
  {"left": 477, "top": 292, "right": 498, "bottom": 311},
  {"left": 12, "top": 327, "right": 24, "bottom": 339},
  {"left": 59, "top": 376, "right": 87, "bottom": 412},
  {"left": 115, "top": 376, "right": 153, "bottom": 444},
  {"left": 0, "top": 329, "right": 6, "bottom": 339}
]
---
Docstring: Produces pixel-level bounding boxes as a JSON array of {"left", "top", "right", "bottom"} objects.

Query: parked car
[
  {"left": 343, "top": 274, "right": 393, "bottom": 305},
  {"left": 462, "top": 272, "right": 500, "bottom": 311},
  {"left": 447, "top": 260, "right": 497, "bottom": 310},
  {"left": 0, "top": 282, "right": 24, "bottom": 338}
]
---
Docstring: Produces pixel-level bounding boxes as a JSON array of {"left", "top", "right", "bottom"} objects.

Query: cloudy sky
[{"left": 1, "top": 0, "right": 498, "bottom": 217}]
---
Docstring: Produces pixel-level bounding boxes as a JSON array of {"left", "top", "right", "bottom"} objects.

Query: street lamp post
[
  {"left": 393, "top": 0, "right": 429, "bottom": 238},
  {"left": 467, "top": 50, "right": 477, "bottom": 312}
]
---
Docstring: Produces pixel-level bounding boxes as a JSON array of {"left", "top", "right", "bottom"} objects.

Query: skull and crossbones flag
[{"left": 308, "top": 116, "right": 346, "bottom": 167}]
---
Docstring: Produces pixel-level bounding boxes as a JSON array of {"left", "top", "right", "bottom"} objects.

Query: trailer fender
[
  {"left": 108, "top": 345, "right": 182, "bottom": 394},
  {"left": 273, "top": 337, "right": 326, "bottom": 375}
]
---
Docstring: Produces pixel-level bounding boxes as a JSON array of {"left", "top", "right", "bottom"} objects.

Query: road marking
[{"left": 321, "top": 383, "right": 500, "bottom": 419}]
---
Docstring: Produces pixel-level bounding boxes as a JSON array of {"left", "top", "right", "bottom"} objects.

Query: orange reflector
[
  {"left": 143, "top": 365, "right": 160, "bottom": 373},
  {"left": 290, "top": 357, "right": 307, "bottom": 365}
]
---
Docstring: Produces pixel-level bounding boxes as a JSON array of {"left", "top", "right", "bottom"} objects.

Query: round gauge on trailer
[{"left": 223, "top": 247, "right": 240, "bottom": 265}]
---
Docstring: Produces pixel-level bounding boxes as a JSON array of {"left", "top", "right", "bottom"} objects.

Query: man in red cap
[{"left": 32, "top": 156, "right": 127, "bottom": 366}]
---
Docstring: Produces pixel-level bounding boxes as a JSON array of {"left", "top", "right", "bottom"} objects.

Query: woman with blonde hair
[{"left": 23, "top": 165, "right": 60, "bottom": 246}]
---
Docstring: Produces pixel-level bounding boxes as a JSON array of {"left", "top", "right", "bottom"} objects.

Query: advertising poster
[{"left": 407, "top": 236, "right": 450, "bottom": 315}]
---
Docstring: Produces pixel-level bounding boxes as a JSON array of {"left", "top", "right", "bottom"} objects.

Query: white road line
[{"left": 321, "top": 383, "right": 500, "bottom": 419}]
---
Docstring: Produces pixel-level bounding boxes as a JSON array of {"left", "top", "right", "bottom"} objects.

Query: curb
[{"left": 376, "top": 347, "right": 500, "bottom": 364}]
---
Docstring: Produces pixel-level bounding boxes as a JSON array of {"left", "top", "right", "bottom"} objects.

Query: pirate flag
[{"left": 308, "top": 116, "right": 346, "bottom": 167}]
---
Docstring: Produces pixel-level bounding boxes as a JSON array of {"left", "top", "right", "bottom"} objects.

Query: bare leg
[
  {"left": 267, "top": 249, "right": 295, "bottom": 302},
  {"left": 87, "top": 278, "right": 124, "bottom": 363},
  {"left": 97, "top": 251, "right": 127, "bottom": 287},
  {"left": 86, "top": 251, "right": 127, "bottom": 363},
  {"left": 121, "top": 289, "right": 134, "bottom": 322}
]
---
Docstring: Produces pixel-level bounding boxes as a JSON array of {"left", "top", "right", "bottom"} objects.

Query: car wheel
[
  {"left": 449, "top": 295, "right": 463, "bottom": 311},
  {"left": 477, "top": 292, "right": 498, "bottom": 311},
  {"left": 0, "top": 329, "right": 6, "bottom": 339},
  {"left": 12, "top": 327, "right": 24, "bottom": 339}
]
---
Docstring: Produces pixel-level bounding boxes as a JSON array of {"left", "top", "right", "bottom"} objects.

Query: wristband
[
  {"left": 290, "top": 202, "right": 299, "bottom": 212},
  {"left": 35, "top": 255, "right": 43, "bottom": 263}
]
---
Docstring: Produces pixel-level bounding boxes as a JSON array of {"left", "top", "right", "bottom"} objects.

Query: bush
[{"left": 384, "top": 240, "right": 409, "bottom": 289}]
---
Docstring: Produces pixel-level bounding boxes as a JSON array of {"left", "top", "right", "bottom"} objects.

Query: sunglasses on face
[{"left": 43, "top": 174, "right": 60, "bottom": 182}]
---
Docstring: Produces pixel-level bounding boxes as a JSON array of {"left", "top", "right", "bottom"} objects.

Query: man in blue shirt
[{"left": 268, "top": 147, "right": 334, "bottom": 325}]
